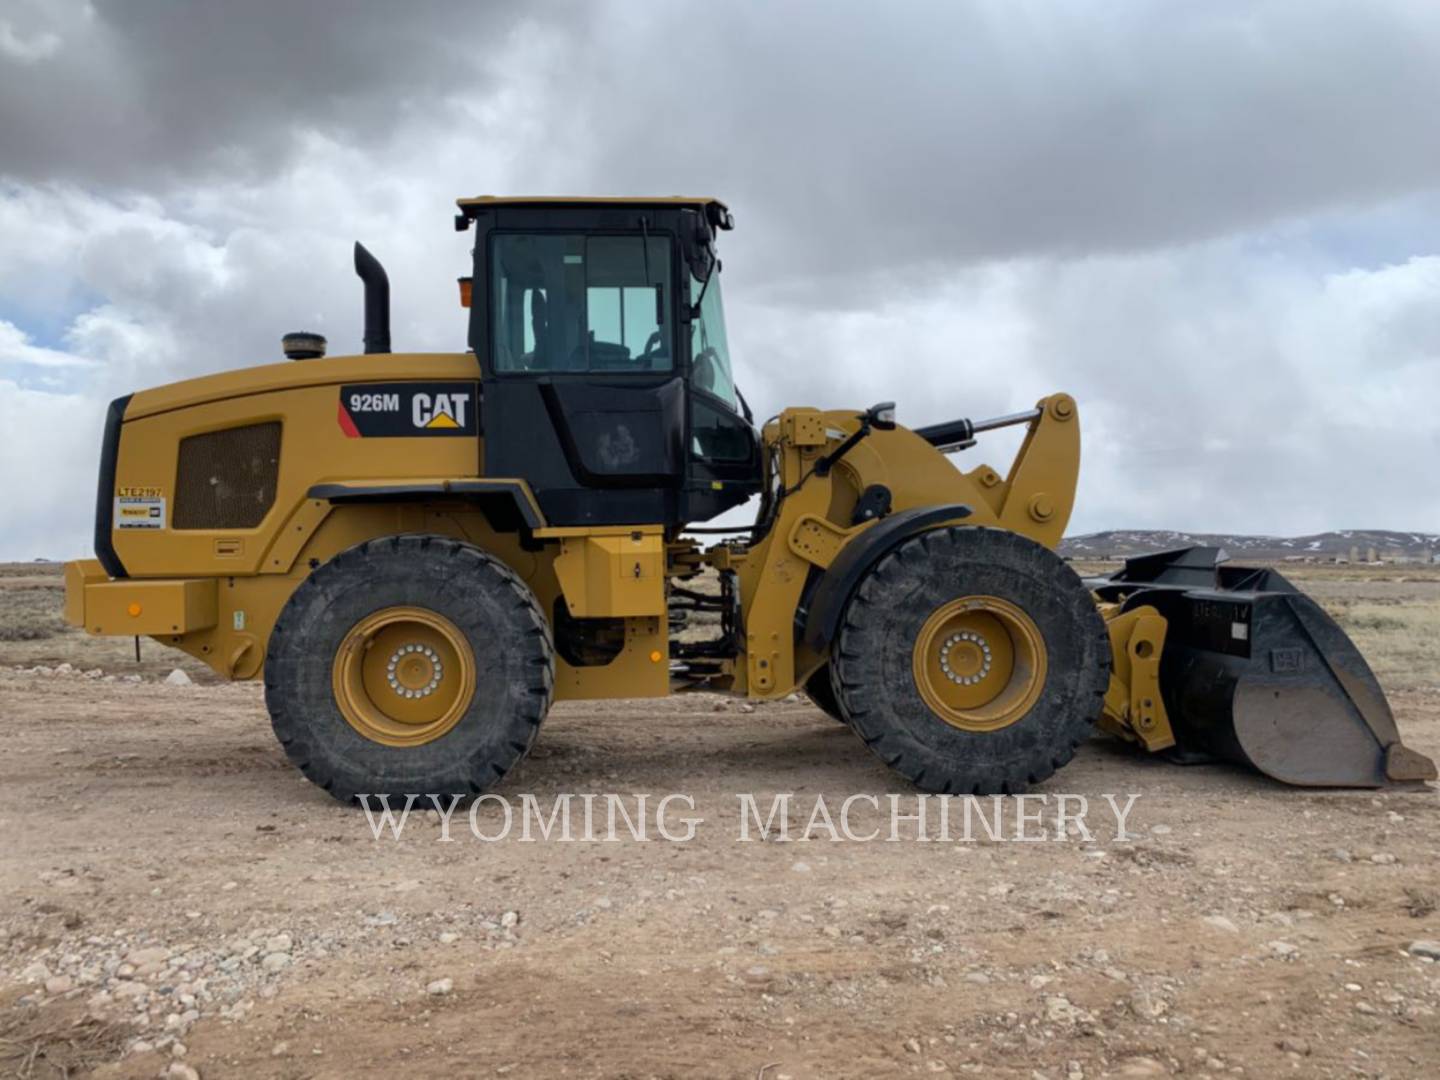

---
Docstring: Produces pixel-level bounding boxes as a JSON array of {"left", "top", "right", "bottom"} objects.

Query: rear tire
[
  {"left": 830, "top": 526, "right": 1108, "bottom": 794},
  {"left": 265, "top": 534, "right": 554, "bottom": 803}
]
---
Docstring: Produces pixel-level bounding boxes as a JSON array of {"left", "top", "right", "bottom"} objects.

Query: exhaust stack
[{"left": 353, "top": 242, "right": 391, "bottom": 354}]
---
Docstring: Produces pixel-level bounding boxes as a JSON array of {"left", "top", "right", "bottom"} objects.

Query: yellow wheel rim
[
  {"left": 912, "top": 595, "right": 1047, "bottom": 732},
  {"left": 332, "top": 606, "right": 477, "bottom": 747}
]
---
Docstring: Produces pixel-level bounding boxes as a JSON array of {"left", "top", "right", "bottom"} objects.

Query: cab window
[
  {"left": 492, "top": 234, "right": 671, "bottom": 372},
  {"left": 689, "top": 269, "right": 737, "bottom": 408}
]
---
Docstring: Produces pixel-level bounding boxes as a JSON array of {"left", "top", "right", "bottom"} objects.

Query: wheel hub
[
  {"left": 912, "top": 595, "right": 1047, "bottom": 732},
  {"left": 388, "top": 643, "right": 443, "bottom": 698},
  {"left": 940, "top": 630, "right": 992, "bottom": 684},
  {"left": 332, "top": 607, "right": 476, "bottom": 747}
]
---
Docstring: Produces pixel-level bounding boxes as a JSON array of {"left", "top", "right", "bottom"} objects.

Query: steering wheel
[
  {"left": 637, "top": 330, "right": 668, "bottom": 367},
  {"left": 693, "top": 346, "right": 719, "bottom": 392}
]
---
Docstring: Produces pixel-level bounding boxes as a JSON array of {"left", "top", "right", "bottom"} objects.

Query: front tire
[
  {"left": 265, "top": 534, "right": 554, "bottom": 803},
  {"left": 830, "top": 526, "right": 1108, "bottom": 794},
  {"left": 804, "top": 665, "right": 848, "bottom": 724}
]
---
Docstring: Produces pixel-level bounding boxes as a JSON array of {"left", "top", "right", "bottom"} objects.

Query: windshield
[
  {"left": 689, "top": 267, "right": 737, "bottom": 408},
  {"left": 491, "top": 233, "right": 672, "bottom": 372}
]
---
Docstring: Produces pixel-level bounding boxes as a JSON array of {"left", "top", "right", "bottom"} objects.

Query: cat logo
[
  {"left": 413, "top": 392, "right": 470, "bottom": 430},
  {"left": 338, "top": 382, "right": 478, "bottom": 438}
]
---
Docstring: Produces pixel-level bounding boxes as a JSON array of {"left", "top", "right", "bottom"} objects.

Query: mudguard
[{"left": 799, "top": 503, "right": 972, "bottom": 653}]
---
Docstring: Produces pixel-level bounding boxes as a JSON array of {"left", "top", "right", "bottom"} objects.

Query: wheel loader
[{"left": 62, "top": 196, "right": 1436, "bottom": 801}]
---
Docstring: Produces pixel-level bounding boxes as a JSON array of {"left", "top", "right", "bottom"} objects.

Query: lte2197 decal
[{"left": 337, "top": 382, "right": 479, "bottom": 438}]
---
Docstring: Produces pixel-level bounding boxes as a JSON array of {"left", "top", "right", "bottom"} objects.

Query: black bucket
[{"left": 1090, "top": 547, "right": 1436, "bottom": 788}]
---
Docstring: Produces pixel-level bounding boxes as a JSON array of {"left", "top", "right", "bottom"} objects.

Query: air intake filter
[{"left": 283, "top": 332, "right": 326, "bottom": 360}]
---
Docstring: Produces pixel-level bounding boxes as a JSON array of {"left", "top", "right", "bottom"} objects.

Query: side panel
[
  {"left": 481, "top": 376, "right": 685, "bottom": 525},
  {"left": 551, "top": 529, "right": 666, "bottom": 617},
  {"left": 110, "top": 365, "right": 481, "bottom": 578}
]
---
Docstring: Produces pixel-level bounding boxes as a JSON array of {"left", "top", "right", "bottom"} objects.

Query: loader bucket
[{"left": 1090, "top": 548, "right": 1437, "bottom": 788}]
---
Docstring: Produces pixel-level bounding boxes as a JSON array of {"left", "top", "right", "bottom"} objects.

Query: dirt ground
[{"left": 2, "top": 562, "right": 1439, "bottom": 1079}]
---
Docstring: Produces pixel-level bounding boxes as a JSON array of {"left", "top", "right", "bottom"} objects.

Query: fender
[
  {"left": 306, "top": 478, "right": 545, "bottom": 532},
  {"left": 799, "top": 503, "right": 972, "bottom": 653}
]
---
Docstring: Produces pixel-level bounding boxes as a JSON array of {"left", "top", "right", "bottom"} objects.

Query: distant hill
[
  {"left": 18, "top": 532, "right": 1440, "bottom": 568},
  {"left": 1061, "top": 529, "right": 1439, "bottom": 563}
]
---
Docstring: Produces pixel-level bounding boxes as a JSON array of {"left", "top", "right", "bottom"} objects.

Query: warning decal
[
  {"left": 338, "top": 382, "right": 479, "bottom": 438},
  {"left": 115, "top": 495, "right": 166, "bottom": 530}
]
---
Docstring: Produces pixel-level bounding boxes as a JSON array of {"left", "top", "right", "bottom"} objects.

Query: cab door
[
  {"left": 679, "top": 263, "right": 762, "bottom": 521},
  {"left": 480, "top": 231, "right": 688, "bottom": 526}
]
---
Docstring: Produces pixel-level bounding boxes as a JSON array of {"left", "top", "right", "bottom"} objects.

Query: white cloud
[
  {"left": 0, "top": 20, "right": 61, "bottom": 64},
  {"left": 0, "top": 381, "right": 104, "bottom": 560},
  {"left": 0, "top": 319, "right": 94, "bottom": 369},
  {"left": 731, "top": 243, "right": 1440, "bottom": 538}
]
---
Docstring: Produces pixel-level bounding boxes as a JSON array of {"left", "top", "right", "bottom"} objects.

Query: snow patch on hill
[{"left": 1061, "top": 529, "right": 1439, "bottom": 561}]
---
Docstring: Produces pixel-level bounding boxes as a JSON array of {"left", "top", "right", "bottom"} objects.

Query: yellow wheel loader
[{"left": 63, "top": 197, "right": 1435, "bottom": 801}]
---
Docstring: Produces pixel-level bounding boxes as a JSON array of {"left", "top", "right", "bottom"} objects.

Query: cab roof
[
  {"left": 457, "top": 195, "right": 725, "bottom": 210},
  {"left": 455, "top": 195, "right": 733, "bottom": 233}
]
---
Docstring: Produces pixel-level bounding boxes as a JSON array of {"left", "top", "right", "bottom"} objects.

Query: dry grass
[
  {"left": 1319, "top": 597, "right": 1440, "bottom": 690},
  {"left": 0, "top": 572, "right": 64, "bottom": 642},
  {"left": 0, "top": 563, "right": 217, "bottom": 681},
  {"left": 1285, "top": 566, "right": 1440, "bottom": 690},
  {"left": 0, "top": 562, "right": 61, "bottom": 578},
  {"left": 0, "top": 1007, "right": 129, "bottom": 1079}
]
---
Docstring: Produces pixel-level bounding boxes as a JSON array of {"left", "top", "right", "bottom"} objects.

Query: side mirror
[
  {"left": 706, "top": 203, "right": 735, "bottom": 231},
  {"left": 865, "top": 401, "right": 897, "bottom": 430}
]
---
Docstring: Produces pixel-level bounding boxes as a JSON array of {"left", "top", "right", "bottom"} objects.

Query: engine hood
[{"left": 125, "top": 353, "right": 478, "bottom": 420}]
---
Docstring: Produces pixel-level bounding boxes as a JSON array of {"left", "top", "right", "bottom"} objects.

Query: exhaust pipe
[{"left": 353, "top": 242, "right": 391, "bottom": 354}]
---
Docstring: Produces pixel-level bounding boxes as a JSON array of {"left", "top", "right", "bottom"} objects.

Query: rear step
[{"left": 1089, "top": 547, "right": 1437, "bottom": 788}]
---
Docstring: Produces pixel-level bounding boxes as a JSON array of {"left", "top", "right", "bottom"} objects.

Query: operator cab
[{"left": 457, "top": 196, "right": 760, "bottom": 527}]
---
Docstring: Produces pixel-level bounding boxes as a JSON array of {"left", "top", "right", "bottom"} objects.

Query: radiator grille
[{"left": 173, "top": 422, "right": 282, "bottom": 530}]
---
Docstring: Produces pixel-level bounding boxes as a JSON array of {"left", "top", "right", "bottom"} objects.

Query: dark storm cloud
[
  {"left": 8, "top": 0, "right": 1438, "bottom": 274},
  {"left": 0, "top": 0, "right": 586, "bottom": 188},
  {"left": 535, "top": 0, "right": 1440, "bottom": 276}
]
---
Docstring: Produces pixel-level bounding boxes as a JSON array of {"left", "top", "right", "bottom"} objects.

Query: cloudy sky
[{"left": 3, "top": 0, "right": 1439, "bottom": 560}]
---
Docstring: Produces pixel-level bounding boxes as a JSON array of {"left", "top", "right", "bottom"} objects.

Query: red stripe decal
[{"left": 337, "top": 399, "right": 360, "bottom": 438}]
